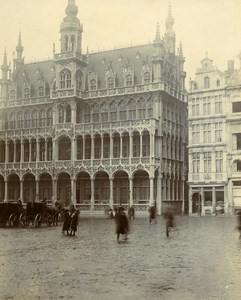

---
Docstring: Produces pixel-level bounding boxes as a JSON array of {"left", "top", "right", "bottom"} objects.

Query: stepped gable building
[
  {"left": 188, "top": 54, "right": 240, "bottom": 215},
  {"left": 0, "top": 0, "right": 187, "bottom": 214}
]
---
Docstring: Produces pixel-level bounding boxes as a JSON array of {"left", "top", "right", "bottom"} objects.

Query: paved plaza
[{"left": 0, "top": 214, "right": 241, "bottom": 300}]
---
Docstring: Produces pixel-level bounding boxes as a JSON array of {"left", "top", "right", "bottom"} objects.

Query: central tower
[{"left": 60, "top": 0, "right": 83, "bottom": 53}]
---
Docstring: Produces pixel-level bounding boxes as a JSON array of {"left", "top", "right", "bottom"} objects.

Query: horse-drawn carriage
[
  {"left": 0, "top": 202, "right": 23, "bottom": 227},
  {"left": 19, "top": 202, "right": 58, "bottom": 227}
]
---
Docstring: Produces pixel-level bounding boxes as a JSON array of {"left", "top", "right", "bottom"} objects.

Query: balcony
[
  {"left": 86, "top": 82, "right": 186, "bottom": 102},
  {"left": 54, "top": 51, "right": 88, "bottom": 64}
]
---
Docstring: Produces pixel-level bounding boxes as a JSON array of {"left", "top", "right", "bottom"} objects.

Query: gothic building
[
  {"left": 188, "top": 54, "right": 241, "bottom": 215},
  {"left": 0, "top": 0, "right": 187, "bottom": 214}
]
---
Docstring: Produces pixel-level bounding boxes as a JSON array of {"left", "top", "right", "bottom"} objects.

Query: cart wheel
[
  {"left": 34, "top": 214, "right": 42, "bottom": 227},
  {"left": 19, "top": 213, "right": 29, "bottom": 227},
  {"left": 9, "top": 214, "right": 19, "bottom": 227},
  {"left": 46, "top": 214, "right": 52, "bottom": 226}
]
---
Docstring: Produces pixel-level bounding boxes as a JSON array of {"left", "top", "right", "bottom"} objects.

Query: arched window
[
  {"left": 216, "top": 79, "right": 220, "bottom": 87},
  {"left": 76, "top": 70, "right": 82, "bottom": 90},
  {"left": 39, "top": 109, "right": 46, "bottom": 127},
  {"left": 126, "top": 74, "right": 133, "bottom": 87},
  {"left": 24, "top": 111, "right": 30, "bottom": 128},
  {"left": 66, "top": 104, "right": 71, "bottom": 123},
  {"left": 143, "top": 72, "right": 150, "bottom": 84},
  {"left": 64, "top": 35, "right": 68, "bottom": 51},
  {"left": 10, "top": 90, "right": 15, "bottom": 100},
  {"left": 194, "top": 83, "right": 198, "bottom": 90},
  {"left": 71, "top": 35, "right": 75, "bottom": 51},
  {"left": 138, "top": 99, "right": 146, "bottom": 119},
  {"left": 32, "top": 110, "right": 38, "bottom": 128},
  {"left": 17, "top": 112, "right": 23, "bottom": 128},
  {"left": 46, "top": 108, "right": 52, "bottom": 126},
  {"left": 9, "top": 112, "right": 15, "bottom": 129},
  {"left": 90, "top": 79, "right": 97, "bottom": 91},
  {"left": 58, "top": 105, "right": 64, "bottom": 123},
  {"left": 204, "top": 77, "right": 210, "bottom": 89},
  {"left": 38, "top": 86, "right": 45, "bottom": 97},
  {"left": 23, "top": 88, "right": 30, "bottom": 99},
  {"left": 107, "top": 77, "right": 114, "bottom": 89},
  {"left": 60, "top": 69, "right": 71, "bottom": 89}
]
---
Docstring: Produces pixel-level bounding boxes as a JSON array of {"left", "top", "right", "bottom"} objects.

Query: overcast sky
[{"left": 0, "top": 0, "right": 241, "bottom": 80}]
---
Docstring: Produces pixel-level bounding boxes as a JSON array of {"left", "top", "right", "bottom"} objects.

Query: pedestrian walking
[
  {"left": 70, "top": 210, "right": 79, "bottom": 236},
  {"left": 163, "top": 207, "right": 175, "bottom": 237},
  {"left": 236, "top": 210, "right": 241, "bottom": 239},
  {"left": 149, "top": 205, "right": 156, "bottom": 223},
  {"left": 115, "top": 205, "right": 129, "bottom": 241},
  {"left": 62, "top": 208, "right": 71, "bottom": 235}
]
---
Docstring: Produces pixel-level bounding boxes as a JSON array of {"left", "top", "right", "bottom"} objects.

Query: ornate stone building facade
[
  {"left": 188, "top": 54, "right": 240, "bottom": 215},
  {"left": 0, "top": 0, "right": 187, "bottom": 214}
]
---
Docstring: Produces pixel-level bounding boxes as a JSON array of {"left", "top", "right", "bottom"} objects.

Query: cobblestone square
[{"left": 0, "top": 215, "right": 241, "bottom": 300}]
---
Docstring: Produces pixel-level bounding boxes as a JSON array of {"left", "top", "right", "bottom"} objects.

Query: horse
[
  {"left": 149, "top": 206, "right": 156, "bottom": 223},
  {"left": 115, "top": 208, "right": 129, "bottom": 241},
  {"left": 128, "top": 206, "right": 135, "bottom": 220}
]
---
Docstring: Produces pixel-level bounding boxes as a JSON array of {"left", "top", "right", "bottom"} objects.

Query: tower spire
[
  {"left": 165, "top": 2, "right": 175, "bottom": 54},
  {"left": 16, "top": 32, "right": 23, "bottom": 61},
  {"left": 154, "top": 22, "right": 161, "bottom": 44},
  {"left": 60, "top": 0, "right": 82, "bottom": 53},
  {"left": 1, "top": 49, "right": 9, "bottom": 80}
]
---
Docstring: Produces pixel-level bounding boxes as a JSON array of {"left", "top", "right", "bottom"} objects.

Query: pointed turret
[
  {"left": 154, "top": 22, "right": 161, "bottom": 45},
  {"left": 60, "top": 0, "right": 83, "bottom": 53},
  {"left": 165, "top": 3, "right": 176, "bottom": 54},
  {"left": 16, "top": 32, "right": 23, "bottom": 61},
  {"left": 1, "top": 49, "right": 9, "bottom": 80}
]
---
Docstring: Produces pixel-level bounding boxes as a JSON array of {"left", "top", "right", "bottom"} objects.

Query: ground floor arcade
[{"left": 0, "top": 170, "right": 185, "bottom": 214}]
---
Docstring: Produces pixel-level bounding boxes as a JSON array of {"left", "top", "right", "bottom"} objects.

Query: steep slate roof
[{"left": 87, "top": 44, "right": 156, "bottom": 89}]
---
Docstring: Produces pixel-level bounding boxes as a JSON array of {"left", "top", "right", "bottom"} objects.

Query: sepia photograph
[{"left": 0, "top": 0, "right": 241, "bottom": 299}]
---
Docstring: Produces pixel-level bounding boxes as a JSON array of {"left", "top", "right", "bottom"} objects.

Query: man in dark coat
[
  {"left": 149, "top": 205, "right": 156, "bottom": 223},
  {"left": 115, "top": 207, "right": 129, "bottom": 241},
  {"left": 62, "top": 209, "right": 71, "bottom": 235},
  {"left": 70, "top": 210, "right": 79, "bottom": 236}
]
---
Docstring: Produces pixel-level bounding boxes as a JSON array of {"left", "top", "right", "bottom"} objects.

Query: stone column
[
  {"left": 5, "top": 140, "right": 8, "bottom": 164},
  {"left": 36, "top": 139, "right": 40, "bottom": 162},
  {"left": 71, "top": 137, "right": 76, "bottom": 162},
  {"left": 83, "top": 137, "right": 85, "bottom": 160},
  {"left": 13, "top": 140, "right": 16, "bottom": 163},
  {"left": 35, "top": 180, "right": 39, "bottom": 202},
  {"left": 21, "top": 140, "right": 24, "bottom": 163},
  {"left": 150, "top": 133, "right": 154, "bottom": 163},
  {"left": 20, "top": 179, "right": 23, "bottom": 201},
  {"left": 157, "top": 174, "right": 162, "bottom": 215},
  {"left": 44, "top": 139, "right": 47, "bottom": 161},
  {"left": 109, "top": 178, "right": 113, "bottom": 208},
  {"left": 149, "top": 177, "right": 154, "bottom": 206},
  {"left": 52, "top": 139, "right": 56, "bottom": 162},
  {"left": 4, "top": 180, "right": 8, "bottom": 202},
  {"left": 71, "top": 178, "right": 76, "bottom": 205},
  {"left": 120, "top": 134, "right": 123, "bottom": 159},
  {"left": 52, "top": 179, "right": 57, "bottom": 203},
  {"left": 91, "top": 179, "right": 94, "bottom": 211},
  {"left": 101, "top": 136, "right": 104, "bottom": 160},
  {"left": 200, "top": 187, "right": 204, "bottom": 216},
  {"left": 129, "top": 133, "right": 133, "bottom": 164},
  {"left": 129, "top": 177, "right": 133, "bottom": 206},
  {"left": 110, "top": 135, "right": 113, "bottom": 162},
  {"left": 29, "top": 140, "right": 32, "bottom": 162},
  {"left": 140, "top": 133, "right": 143, "bottom": 158}
]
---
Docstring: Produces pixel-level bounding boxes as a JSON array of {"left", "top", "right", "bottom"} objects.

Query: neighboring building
[
  {"left": 188, "top": 54, "right": 238, "bottom": 215},
  {"left": 226, "top": 53, "right": 241, "bottom": 214},
  {"left": 0, "top": 0, "right": 187, "bottom": 214}
]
